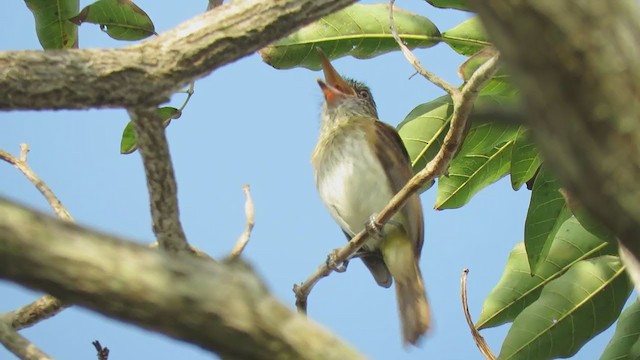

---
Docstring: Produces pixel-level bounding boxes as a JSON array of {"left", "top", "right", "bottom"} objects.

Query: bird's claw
[
  {"left": 326, "top": 249, "right": 348, "bottom": 273},
  {"left": 365, "top": 214, "right": 384, "bottom": 240}
]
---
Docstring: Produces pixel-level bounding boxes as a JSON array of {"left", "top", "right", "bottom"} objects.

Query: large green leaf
[
  {"left": 441, "top": 17, "right": 490, "bottom": 56},
  {"left": 498, "top": 255, "right": 632, "bottom": 360},
  {"left": 397, "top": 95, "right": 453, "bottom": 172},
  {"left": 510, "top": 127, "right": 541, "bottom": 190},
  {"left": 25, "top": 0, "right": 79, "bottom": 49},
  {"left": 525, "top": 166, "right": 572, "bottom": 274},
  {"left": 424, "top": 0, "right": 470, "bottom": 11},
  {"left": 477, "top": 217, "right": 615, "bottom": 329},
  {"left": 69, "top": 0, "right": 155, "bottom": 41},
  {"left": 259, "top": 4, "right": 441, "bottom": 70},
  {"left": 600, "top": 298, "right": 640, "bottom": 360},
  {"left": 435, "top": 141, "right": 512, "bottom": 209}
]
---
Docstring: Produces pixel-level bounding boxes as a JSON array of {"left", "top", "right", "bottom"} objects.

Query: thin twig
[
  {"left": 389, "top": 0, "right": 458, "bottom": 95},
  {"left": 230, "top": 185, "right": 255, "bottom": 259},
  {"left": 0, "top": 145, "right": 73, "bottom": 221},
  {"left": 461, "top": 269, "right": 496, "bottom": 360},
  {"left": 293, "top": 39, "right": 501, "bottom": 313},
  {"left": 0, "top": 320, "right": 52, "bottom": 360},
  {"left": 128, "top": 107, "right": 190, "bottom": 254}
]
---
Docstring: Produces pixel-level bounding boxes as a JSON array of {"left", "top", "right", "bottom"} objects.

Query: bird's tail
[{"left": 382, "top": 231, "right": 430, "bottom": 345}]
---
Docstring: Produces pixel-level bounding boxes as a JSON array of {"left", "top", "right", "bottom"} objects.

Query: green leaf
[
  {"left": 120, "top": 107, "right": 181, "bottom": 154},
  {"left": 69, "top": 0, "right": 155, "bottom": 41},
  {"left": 435, "top": 141, "right": 512, "bottom": 209},
  {"left": 498, "top": 255, "right": 633, "bottom": 360},
  {"left": 398, "top": 95, "right": 453, "bottom": 173},
  {"left": 477, "top": 217, "right": 615, "bottom": 329},
  {"left": 510, "top": 127, "right": 541, "bottom": 190},
  {"left": 458, "top": 47, "right": 515, "bottom": 96},
  {"left": 424, "top": 0, "right": 470, "bottom": 11},
  {"left": 442, "top": 17, "right": 490, "bottom": 56},
  {"left": 525, "top": 166, "right": 572, "bottom": 274},
  {"left": 25, "top": 0, "right": 79, "bottom": 49},
  {"left": 600, "top": 298, "right": 640, "bottom": 360},
  {"left": 259, "top": 4, "right": 441, "bottom": 70}
]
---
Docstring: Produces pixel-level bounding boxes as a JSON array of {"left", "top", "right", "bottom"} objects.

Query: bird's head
[{"left": 317, "top": 50, "right": 378, "bottom": 124}]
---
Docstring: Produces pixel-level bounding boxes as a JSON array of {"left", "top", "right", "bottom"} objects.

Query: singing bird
[{"left": 311, "top": 51, "right": 430, "bottom": 345}]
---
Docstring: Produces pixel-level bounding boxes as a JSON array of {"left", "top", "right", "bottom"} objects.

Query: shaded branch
[
  {"left": 472, "top": 1, "right": 640, "bottom": 262},
  {"left": 128, "top": 107, "right": 189, "bottom": 254},
  {"left": 461, "top": 269, "right": 495, "bottom": 360},
  {"left": 0, "top": 198, "right": 364, "bottom": 360},
  {"left": 0, "top": 0, "right": 357, "bottom": 110}
]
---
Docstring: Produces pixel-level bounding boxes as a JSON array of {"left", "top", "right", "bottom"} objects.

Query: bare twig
[
  {"left": 0, "top": 320, "right": 52, "bottom": 360},
  {"left": 128, "top": 107, "right": 190, "bottom": 254},
  {"left": 4, "top": 295, "right": 64, "bottom": 331},
  {"left": 461, "top": 269, "right": 496, "bottom": 360},
  {"left": 389, "top": 0, "right": 458, "bottom": 95},
  {"left": 230, "top": 185, "right": 255, "bottom": 259},
  {"left": 92, "top": 340, "right": 110, "bottom": 360},
  {"left": 294, "top": 33, "right": 501, "bottom": 313},
  {"left": 0, "top": 145, "right": 73, "bottom": 221}
]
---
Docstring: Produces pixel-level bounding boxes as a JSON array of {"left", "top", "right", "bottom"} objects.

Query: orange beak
[{"left": 316, "top": 49, "right": 355, "bottom": 104}]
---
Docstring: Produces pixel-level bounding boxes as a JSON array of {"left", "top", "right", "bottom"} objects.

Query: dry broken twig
[
  {"left": 230, "top": 185, "right": 256, "bottom": 259},
  {"left": 461, "top": 269, "right": 496, "bottom": 360}
]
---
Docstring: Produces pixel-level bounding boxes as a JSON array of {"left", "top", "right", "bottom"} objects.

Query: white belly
[{"left": 315, "top": 137, "right": 393, "bottom": 251}]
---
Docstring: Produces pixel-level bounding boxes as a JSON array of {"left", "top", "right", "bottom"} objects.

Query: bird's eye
[{"left": 358, "top": 90, "right": 369, "bottom": 99}]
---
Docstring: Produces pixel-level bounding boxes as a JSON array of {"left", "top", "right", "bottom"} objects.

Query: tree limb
[
  {"left": 0, "top": 320, "right": 52, "bottom": 360},
  {"left": 472, "top": 0, "right": 640, "bottom": 262},
  {"left": 0, "top": 198, "right": 364, "bottom": 360},
  {"left": 0, "top": 0, "right": 357, "bottom": 110}
]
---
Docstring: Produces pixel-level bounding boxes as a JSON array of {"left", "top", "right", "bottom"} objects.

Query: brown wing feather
[{"left": 368, "top": 120, "right": 425, "bottom": 256}]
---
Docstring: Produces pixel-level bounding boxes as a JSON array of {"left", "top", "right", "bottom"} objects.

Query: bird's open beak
[{"left": 317, "top": 49, "right": 355, "bottom": 103}]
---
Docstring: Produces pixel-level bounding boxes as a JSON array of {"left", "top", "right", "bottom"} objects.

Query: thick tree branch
[
  {"left": 0, "top": 0, "right": 356, "bottom": 110},
  {"left": 0, "top": 198, "right": 364, "bottom": 360},
  {"left": 472, "top": 1, "right": 640, "bottom": 261},
  {"left": 129, "top": 107, "right": 188, "bottom": 254}
]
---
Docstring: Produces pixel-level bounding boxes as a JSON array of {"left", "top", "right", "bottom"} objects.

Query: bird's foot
[
  {"left": 365, "top": 214, "right": 384, "bottom": 240},
  {"left": 326, "top": 249, "right": 348, "bottom": 273}
]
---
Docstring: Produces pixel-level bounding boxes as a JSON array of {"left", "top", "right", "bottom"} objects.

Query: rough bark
[
  {"left": 0, "top": 199, "right": 364, "bottom": 360},
  {"left": 473, "top": 1, "right": 640, "bottom": 261},
  {"left": 0, "top": 0, "right": 356, "bottom": 110}
]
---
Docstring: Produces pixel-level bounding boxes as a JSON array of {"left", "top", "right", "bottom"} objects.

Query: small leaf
[
  {"left": 600, "top": 298, "right": 640, "bottom": 360},
  {"left": 510, "top": 127, "right": 541, "bottom": 190},
  {"left": 260, "top": 4, "right": 441, "bottom": 70},
  {"left": 424, "top": 0, "right": 471, "bottom": 11},
  {"left": 498, "top": 256, "right": 633, "bottom": 360},
  {"left": 120, "top": 107, "right": 180, "bottom": 154},
  {"left": 25, "top": 0, "right": 79, "bottom": 49},
  {"left": 435, "top": 141, "right": 512, "bottom": 209},
  {"left": 525, "top": 166, "right": 572, "bottom": 274},
  {"left": 442, "top": 17, "right": 490, "bottom": 56},
  {"left": 477, "top": 217, "right": 615, "bottom": 329},
  {"left": 69, "top": 0, "right": 156, "bottom": 41}
]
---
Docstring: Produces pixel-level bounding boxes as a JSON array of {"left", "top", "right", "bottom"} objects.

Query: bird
[{"left": 311, "top": 50, "right": 430, "bottom": 345}]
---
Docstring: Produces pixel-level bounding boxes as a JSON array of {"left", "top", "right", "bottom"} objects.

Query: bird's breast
[{"left": 313, "top": 126, "right": 394, "bottom": 250}]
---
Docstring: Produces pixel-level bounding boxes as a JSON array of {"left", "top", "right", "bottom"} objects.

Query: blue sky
[{"left": 0, "top": 1, "right": 618, "bottom": 359}]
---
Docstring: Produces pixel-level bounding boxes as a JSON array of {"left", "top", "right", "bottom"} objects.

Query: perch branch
[
  {"left": 461, "top": 269, "right": 496, "bottom": 360},
  {"left": 294, "top": 50, "right": 501, "bottom": 312},
  {"left": 0, "top": 198, "right": 364, "bottom": 360},
  {"left": 230, "top": 185, "right": 256, "bottom": 259}
]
